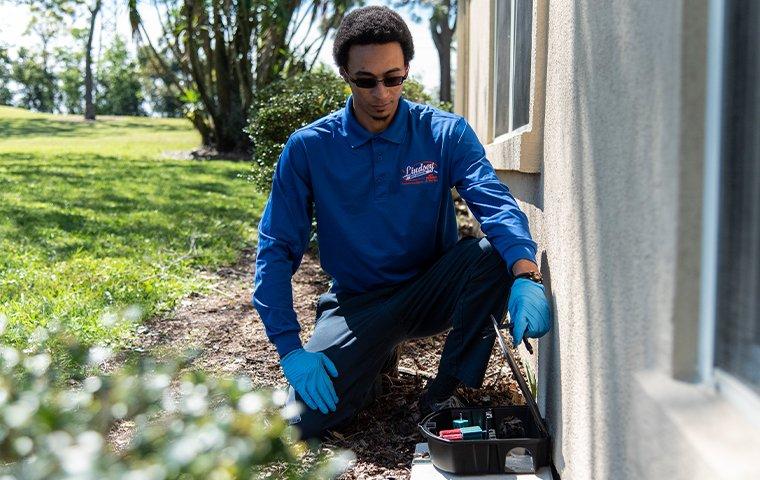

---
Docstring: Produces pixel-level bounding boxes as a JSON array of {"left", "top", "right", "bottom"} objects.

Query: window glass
[
  {"left": 494, "top": 0, "right": 512, "bottom": 136},
  {"left": 714, "top": 0, "right": 760, "bottom": 394},
  {"left": 512, "top": 0, "right": 533, "bottom": 130},
  {"left": 494, "top": 0, "right": 533, "bottom": 137}
]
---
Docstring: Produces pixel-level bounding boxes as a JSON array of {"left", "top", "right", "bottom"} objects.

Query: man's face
[{"left": 343, "top": 42, "right": 407, "bottom": 133}]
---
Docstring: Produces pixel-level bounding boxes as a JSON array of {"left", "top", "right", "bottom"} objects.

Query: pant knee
[{"left": 472, "top": 238, "right": 509, "bottom": 282}]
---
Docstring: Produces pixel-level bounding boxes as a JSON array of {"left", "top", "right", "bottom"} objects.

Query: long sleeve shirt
[{"left": 253, "top": 96, "right": 537, "bottom": 357}]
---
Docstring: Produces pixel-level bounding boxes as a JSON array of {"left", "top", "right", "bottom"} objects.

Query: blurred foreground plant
[{"left": 0, "top": 314, "right": 352, "bottom": 479}]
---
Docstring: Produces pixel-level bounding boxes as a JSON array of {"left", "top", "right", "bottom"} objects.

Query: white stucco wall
[
  {"left": 459, "top": 0, "right": 760, "bottom": 478},
  {"left": 533, "top": 2, "right": 681, "bottom": 477}
]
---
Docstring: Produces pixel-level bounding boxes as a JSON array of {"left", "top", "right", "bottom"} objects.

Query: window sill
[
  {"left": 486, "top": 126, "right": 542, "bottom": 174},
  {"left": 633, "top": 370, "right": 760, "bottom": 478}
]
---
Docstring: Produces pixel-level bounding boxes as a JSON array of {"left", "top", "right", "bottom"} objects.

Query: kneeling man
[{"left": 252, "top": 5, "right": 552, "bottom": 440}]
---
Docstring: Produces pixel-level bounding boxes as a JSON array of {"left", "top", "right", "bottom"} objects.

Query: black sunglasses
[{"left": 344, "top": 71, "right": 409, "bottom": 89}]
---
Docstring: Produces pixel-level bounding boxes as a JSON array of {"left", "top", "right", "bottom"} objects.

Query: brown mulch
[{"left": 110, "top": 198, "right": 527, "bottom": 479}]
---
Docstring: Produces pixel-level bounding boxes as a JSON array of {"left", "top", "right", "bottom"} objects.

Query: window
[
  {"left": 714, "top": 0, "right": 760, "bottom": 395},
  {"left": 493, "top": 0, "right": 533, "bottom": 138}
]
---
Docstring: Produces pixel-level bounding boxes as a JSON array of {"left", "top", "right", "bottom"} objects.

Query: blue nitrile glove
[
  {"left": 508, "top": 278, "right": 552, "bottom": 346},
  {"left": 280, "top": 348, "right": 339, "bottom": 414}
]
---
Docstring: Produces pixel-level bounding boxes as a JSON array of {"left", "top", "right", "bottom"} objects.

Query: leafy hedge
[
  {"left": 0, "top": 313, "right": 350, "bottom": 479},
  {"left": 248, "top": 69, "right": 449, "bottom": 194}
]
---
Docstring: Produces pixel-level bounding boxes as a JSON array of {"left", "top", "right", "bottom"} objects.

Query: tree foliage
[
  {"left": 11, "top": 47, "right": 58, "bottom": 112},
  {"left": 130, "top": 0, "right": 360, "bottom": 153},
  {"left": 0, "top": 46, "right": 13, "bottom": 106},
  {"left": 137, "top": 45, "right": 185, "bottom": 118},
  {"left": 55, "top": 46, "right": 84, "bottom": 114},
  {"left": 96, "top": 36, "right": 144, "bottom": 116}
]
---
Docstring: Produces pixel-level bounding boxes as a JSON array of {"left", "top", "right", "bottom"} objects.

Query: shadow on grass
[
  {"left": 0, "top": 152, "right": 260, "bottom": 262},
  {"left": 0, "top": 117, "right": 188, "bottom": 138}
]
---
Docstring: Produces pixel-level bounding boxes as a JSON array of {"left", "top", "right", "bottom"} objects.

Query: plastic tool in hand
[{"left": 504, "top": 311, "right": 534, "bottom": 354}]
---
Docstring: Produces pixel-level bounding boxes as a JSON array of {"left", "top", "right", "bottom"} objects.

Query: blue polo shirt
[{"left": 253, "top": 96, "right": 537, "bottom": 357}]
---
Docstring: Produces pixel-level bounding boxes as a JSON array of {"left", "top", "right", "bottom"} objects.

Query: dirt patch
[{"left": 111, "top": 199, "right": 527, "bottom": 479}]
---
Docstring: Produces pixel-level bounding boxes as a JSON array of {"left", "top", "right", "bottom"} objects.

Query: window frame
[
  {"left": 698, "top": 0, "right": 760, "bottom": 424},
  {"left": 482, "top": 0, "right": 548, "bottom": 173},
  {"left": 492, "top": 0, "right": 533, "bottom": 141}
]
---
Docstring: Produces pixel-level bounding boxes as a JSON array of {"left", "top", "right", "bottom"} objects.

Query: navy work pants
[{"left": 288, "top": 236, "right": 514, "bottom": 439}]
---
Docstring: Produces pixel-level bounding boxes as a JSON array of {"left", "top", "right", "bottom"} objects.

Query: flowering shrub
[{"left": 0, "top": 314, "right": 351, "bottom": 479}]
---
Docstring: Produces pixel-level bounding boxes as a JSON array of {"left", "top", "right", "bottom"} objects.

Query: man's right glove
[
  {"left": 508, "top": 278, "right": 552, "bottom": 346},
  {"left": 280, "top": 348, "right": 339, "bottom": 414}
]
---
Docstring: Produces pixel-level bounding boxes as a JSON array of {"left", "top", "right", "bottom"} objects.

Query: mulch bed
[{"left": 111, "top": 198, "right": 527, "bottom": 479}]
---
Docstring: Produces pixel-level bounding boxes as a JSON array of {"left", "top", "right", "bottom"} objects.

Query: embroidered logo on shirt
[{"left": 401, "top": 161, "right": 438, "bottom": 185}]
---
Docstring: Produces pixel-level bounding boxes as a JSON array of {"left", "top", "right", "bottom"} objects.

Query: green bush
[
  {"left": 247, "top": 70, "right": 349, "bottom": 193},
  {"left": 0, "top": 313, "right": 351, "bottom": 479},
  {"left": 247, "top": 69, "right": 448, "bottom": 194}
]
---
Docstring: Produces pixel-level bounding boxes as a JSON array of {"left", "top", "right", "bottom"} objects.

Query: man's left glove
[
  {"left": 508, "top": 278, "right": 552, "bottom": 346},
  {"left": 280, "top": 348, "right": 339, "bottom": 414}
]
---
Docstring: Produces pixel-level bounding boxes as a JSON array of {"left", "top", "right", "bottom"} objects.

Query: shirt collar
[{"left": 341, "top": 96, "right": 409, "bottom": 148}]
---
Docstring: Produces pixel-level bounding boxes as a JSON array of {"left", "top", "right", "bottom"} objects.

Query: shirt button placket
[{"left": 375, "top": 151, "right": 387, "bottom": 199}]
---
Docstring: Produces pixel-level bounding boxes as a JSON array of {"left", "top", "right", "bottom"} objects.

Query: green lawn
[{"left": 0, "top": 107, "right": 264, "bottom": 358}]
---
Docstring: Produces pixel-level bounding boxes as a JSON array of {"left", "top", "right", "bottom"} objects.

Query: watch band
[{"left": 514, "top": 271, "right": 543, "bottom": 284}]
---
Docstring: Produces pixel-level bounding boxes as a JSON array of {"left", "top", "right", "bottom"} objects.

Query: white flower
[
  {"left": 161, "top": 391, "right": 177, "bottom": 413},
  {"left": 83, "top": 376, "right": 102, "bottom": 393},
  {"left": 59, "top": 390, "right": 92, "bottom": 410},
  {"left": 0, "top": 346, "right": 19, "bottom": 369},
  {"left": 4, "top": 395, "right": 39, "bottom": 428},
  {"left": 214, "top": 406, "right": 233, "bottom": 424},
  {"left": 280, "top": 402, "right": 302, "bottom": 421},
  {"left": 325, "top": 450, "right": 356, "bottom": 476},
  {"left": 122, "top": 465, "right": 167, "bottom": 480},
  {"left": 168, "top": 437, "right": 202, "bottom": 465},
  {"left": 29, "top": 327, "right": 48, "bottom": 344},
  {"left": 111, "top": 402, "right": 128, "bottom": 419},
  {"left": 272, "top": 389, "right": 288, "bottom": 406},
  {"left": 178, "top": 380, "right": 195, "bottom": 396},
  {"left": 181, "top": 391, "right": 208, "bottom": 416},
  {"left": 145, "top": 373, "right": 171, "bottom": 391},
  {"left": 197, "top": 424, "right": 224, "bottom": 449},
  {"left": 88, "top": 346, "right": 113, "bottom": 365},
  {"left": 238, "top": 392, "right": 264, "bottom": 414},
  {"left": 57, "top": 431, "right": 103, "bottom": 475},
  {"left": 13, "top": 436, "right": 33, "bottom": 456},
  {"left": 236, "top": 376, "right": 253, "bottom": 392},
  {"left": 23, "top": 353, "right": 51, "bottom": 376},
  {"left": 77, "top": 431, "right": 103, "bottom": 453},
  {"left": 123, "top": 305, "right": 143, "bottom": 322},
  {"left": 46, "top": 430, "right": 73, "bottom": 451},
  {"left": 99, "top": 311, "right": 119, "bottom": 327},
  {"left": 0, "top": 313, "right": 7, "bottom": 335}
]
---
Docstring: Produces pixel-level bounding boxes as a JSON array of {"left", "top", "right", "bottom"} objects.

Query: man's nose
[{"left": 372, "top": 82, "right": 390, "bottom": 98}]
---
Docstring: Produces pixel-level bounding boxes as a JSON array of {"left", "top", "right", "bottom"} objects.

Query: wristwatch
[{"left": 514, "top": 271, "right": 543, "bottom": 284}]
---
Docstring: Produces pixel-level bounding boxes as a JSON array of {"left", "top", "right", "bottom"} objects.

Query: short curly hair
[{"left": 332, "top": 6, "right": 415, "bottom": 69}]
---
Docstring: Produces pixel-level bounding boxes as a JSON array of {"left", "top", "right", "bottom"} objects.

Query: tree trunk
[
  {"left": 430, "top": 0, "right": 456, "bottom": 104},
  {"left": 435, "top": 32, "right": 452, "bottom": 103},
  {"left": 84, "top": 0, "right": 102, "bottom": 120},
  {"left": 212, "top": 3, "right": 239, "bottom": 152}
]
